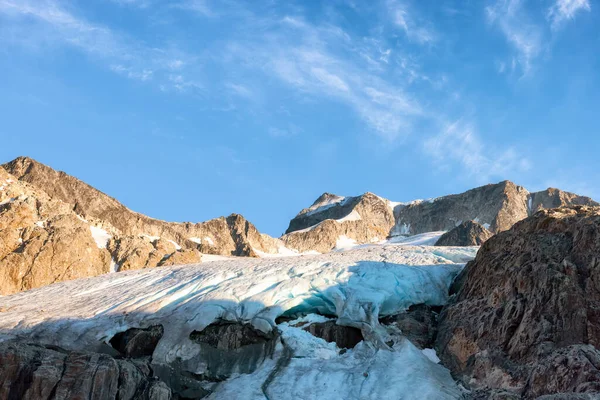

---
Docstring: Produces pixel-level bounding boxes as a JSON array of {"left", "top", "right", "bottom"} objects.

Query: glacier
[{"left": 0, "top": 244, "right": 477, "bottom": 399}]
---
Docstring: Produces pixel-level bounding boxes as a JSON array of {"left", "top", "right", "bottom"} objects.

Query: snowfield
[{"left": 0, "top": 244, "right": 477, "bottom": 399}]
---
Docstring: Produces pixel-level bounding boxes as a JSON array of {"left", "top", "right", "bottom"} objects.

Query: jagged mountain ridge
[
  {"left": 0, "top": 157, "right": 285, "bottom": 294},
  {"left": 282, "top": 180, "right": 598, "bottom": 252},
  {"left": 1, "top": 156, "right": 598, "bottom": 294}
]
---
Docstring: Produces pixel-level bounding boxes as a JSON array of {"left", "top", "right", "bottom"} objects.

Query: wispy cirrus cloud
[
  {"left": 547, "top": 0, "right": 591, "bottom": 29},
  {"left": 486, "top": 0, "right": 543, "bottom": 76},
  {"left": 424, "top": 119, "right": 530, "bottom": 182},
  {"left": 224, "top": 15, "right": 424, "bottom": 141},
  {"left": 388, "top": 0, "right": 436, "bottom": 44},
  {"left": 0, "top": 0, "right": 198, "bottom": 90}
]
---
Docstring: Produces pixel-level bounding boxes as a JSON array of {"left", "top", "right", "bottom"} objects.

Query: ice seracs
[{"left": 0, "top": 244, "right": 476, "bottom": 399}]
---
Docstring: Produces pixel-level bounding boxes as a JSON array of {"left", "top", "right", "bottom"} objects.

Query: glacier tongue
[{"left": 0, "top": 244, "right": 477, "bottom": 399}]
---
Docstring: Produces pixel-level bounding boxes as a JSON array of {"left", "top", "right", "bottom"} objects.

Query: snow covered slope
[{"left": 0, "top": 244, "right": 477, "bottom": 399}]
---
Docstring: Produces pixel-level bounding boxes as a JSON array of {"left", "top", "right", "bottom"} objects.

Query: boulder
[{"left": 435, "top": 220, "right": 493, "bottom": 246}]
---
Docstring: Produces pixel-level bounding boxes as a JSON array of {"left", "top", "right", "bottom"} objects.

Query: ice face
[{"left": 0, "top": 244, "right": 476, "bottom": 399}]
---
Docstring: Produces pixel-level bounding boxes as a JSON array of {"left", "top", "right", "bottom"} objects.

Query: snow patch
[
  {"left": 167, "top": 239, "right": 181, "bottom": 250},
  {"left": 334, "top": 235, "right": 358, "bottom": 250},
  {"left": 109, "top": 258, "right": 119, "bottom": 273},
  {"left": 386, "top": 231, "right": 446, "bottom": 246},
  {"left": 189, "top": 237, "right": 202, "bottom": 245},
  {"left": 422, "top": 348, "right": 441, "bottom": 364},
  {"left": 336, "top": 209, "right": 361, "bottom": 223},
  {"left": 142, "top": 234, "right": 161, "bottom": 242},
  {"left": 90, "top": 226, "right": 111, "bottom": 249},
  {"left": 35, "top": 221, "right": 45, "bottom": 228},
  {"left": 304, "top": 195, "right": 347, "bottom": 216},
  {"left": 0, "top": 197, "right": 16, "bottom": 206}
]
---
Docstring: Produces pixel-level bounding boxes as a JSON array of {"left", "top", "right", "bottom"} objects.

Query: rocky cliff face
[
  {"left": 434, "top": 220, "right": 493, "bottom": 247},
  {"left": 283, "top": 181, "right": 598, "bottom": 252},
  {"left": 281, "top": 192, "right": 395, "bottom": 253},
  {"left": 436, "top": 206, "right": 600, "bottom": 398},
  {"left": 3, "top": 157, "right": 282, "bottom": 257},
  {"left": 0, "top": 157, "right": 284, "bottom": 295}
]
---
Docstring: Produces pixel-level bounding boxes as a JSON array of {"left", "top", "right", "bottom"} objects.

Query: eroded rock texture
[
  {"left": 188, "top": 322, "right": 280, "bottom": 380},
  {"left": 436, "top": 206, "right": 600, "bottom": 398},
  {"left": 435, "top": 220, "right": 494, "bottom": 247},
  {"left": 0, "top": 341, "right": 171, "bottom": 400},
  {"left": 282, "top": 192, "right": 395, "bottom": 253},
  {"left": 0, "top": 156, "right": 287, "bottom": 294},
  {"left": 380, "top": 304, "right": 440, "bottom": 349}
]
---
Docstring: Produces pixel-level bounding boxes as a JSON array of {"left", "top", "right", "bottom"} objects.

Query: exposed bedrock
[
  {"left": 434, "top": 220, "right": 493, "bottom": 247},
  {"left": 436, "top": 206, "right": 600, "bottom": 399},
  {"left": 187, "top": 322, "right": 280, "bottom": 380},
  {"left": 0, "top": 340, "right": 171, "bottom": 400}
]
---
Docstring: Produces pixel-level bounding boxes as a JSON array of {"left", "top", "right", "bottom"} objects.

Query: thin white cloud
[
  {"left": 424, "top": 119, "right": 530, "bottom": 181},
  {"left": 0, "top": 0, "right": 198, "bottom": 90},
  {"left": 172, "top": 0, "right": 214, "bottom": 17},
  {"left": 388, "top": 0, "right": 436, "bottom": 44},
  {"left": 268, "top": 125, "right": 301, "bottom": 139},
  {"left": 225, "top": 16, "right": 424, "bottom": 141},
  {"left": 225, "top": 83, "right": 253, "bottom": 99},
  {"left": 547, "top": 0, "right": 591, "bottom": 29},
  {"left": 486, "top": 0, "right": 542, "bottom": 76}
]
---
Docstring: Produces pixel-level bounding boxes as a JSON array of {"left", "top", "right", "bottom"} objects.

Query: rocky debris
[
  {"left": 300, "top": 321, "right": 364, "bottom": 349},
  {"left": 436, "top": 206, "right": 600, "bottom": 398},
  {"left": 110, "top": 325, "right": 164, "bottom": 358},
  {"left": 0, "top": 340, "right": 171, "bottom": 400},
  {"left": 3, "top": 156, "right": 283, "bottom": 258},
  {"left": 435, "top": 220, "right": 493, "bottom": 247},
  {"left": 282, "top": 192, "right": 394, "bottom": 252},
  {"left": 188, "top": 322, "right": 280, "bottom": 380},
  {"left": 380, "top": 304, "right": 440, "bottom": 349}
]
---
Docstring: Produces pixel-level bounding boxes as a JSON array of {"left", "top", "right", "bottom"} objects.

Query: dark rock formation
[
  {"left": 110, "top": 325, "right": 164, "bottom": 358},
  {"left": 436, "top": 206, "right": 600, "bottom": 398},
  {"left": 188, "top": 322, "right": 279, "bottom": 380},
  {"left": 0, "top": 341, "right": 171, "bottom": 400},
  {"left": 300, "top": 321, "right": 364, "bottom": 349},
  {"left": 435, "top": 220, "right": 493, "bottom": 247},
  {"left": 380, "top": 304, "right": 440, "bottom": 349}
]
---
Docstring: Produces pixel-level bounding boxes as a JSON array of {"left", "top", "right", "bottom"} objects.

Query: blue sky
[{"left": 0, "top": 0, "right": 598, "bottom": 236}]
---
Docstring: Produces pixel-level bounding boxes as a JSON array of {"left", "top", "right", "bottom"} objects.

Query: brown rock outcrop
[
  {"left": 2, "top": 156, "right": 282, "bottom": 257},
  {"left": 0, "top": 157, "right": 288, "bottom": 294},
  {"left": 435, "top": 220, "right": 493, "bottom": 247},
  {"left": 282, "top": 192, "right": 394, "bottom": 252},
  {"left": 436, "top": 206, "right": 600, "bottom": 398},
  {"left": 283, "top": 181, "right": 597, "bottom": 253},
  {"left": 0, "top": 168, "right": 112, "bottom": 294}
]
